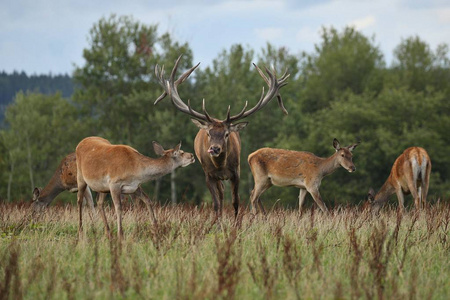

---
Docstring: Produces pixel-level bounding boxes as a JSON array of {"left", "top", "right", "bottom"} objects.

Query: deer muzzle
[{"left": 208, "top": 146, "right": 221, "bottom": 156}]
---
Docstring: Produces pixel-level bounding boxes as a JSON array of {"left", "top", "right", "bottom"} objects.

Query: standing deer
[
  {"left": 248, "top": 138, "right": 359, "bottom": 213},
  {"left": 368, "top": 147, "right": 431, "bottom": 212},
  {"left": 31, "top": 152, "right": 95, "bottom": 213},
  {"left": 31, "top": 153, "right": 149, "bottom": 215},
  {"left": 76, "top": 137, "right": 195, "bottom": 239},
  {"left": 154, "top": 56, "right": 289, "bottom": 217}
]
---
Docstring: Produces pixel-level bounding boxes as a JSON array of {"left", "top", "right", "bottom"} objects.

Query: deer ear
[
  {"left": 33, "top": 187, "right": 40, "bottom": 201},
  {"left": 367, "top": 188, "right": 375, "bottom": 202},
  {"left": 152, "top": 141, "right": 165, "bottom": 156},
  {"left": 174, "top": 141, "right": 182, "bottom": 151},
  {"left": 347, "top": 142, "right": 360, "bottom": 152},
  {"left": 333, "top": 138, "right": 341, "bottom": 151},
  {"left": 229, "top": 122, "right": 248, "bottom": 132},
  {"left": 191, "top": 119, "right": 209, "bottom": 130}
]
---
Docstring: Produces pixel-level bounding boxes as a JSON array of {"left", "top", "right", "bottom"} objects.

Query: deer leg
[
  {"left": 135, "top": 187, "right": 157, "bottom": 225},
  {"left": 97, "top": 192, "right": 111, "bottom": 239},
  {"left": 206, "top": 177, "right": 221, "bottom": 217},
  {"left": 83, "top": 187, "right": 96, "bottom": 222},
  {"left": 76, "top": 182, "right": 87, "bottom": 238},
  {"left": 307, "top": 189, "right": 329, "bottom": 213},
  {"left": 249, "top": 179, "right": 271, "bottom": 214},
  {"left": 422, "top": 164, "right": 431, "bottom": 209},
  {"left": 110, "top": 187, "right": 123, "bottom": 240},
  {"left": 406, "top": 177, "right": 421, "bottom": 210},
  {"left": 83, "top": 187, "right": 96, "bottom": 215},
  {"left": 298, "top": 188, "right": 308, "bottom": 212},
  {"left": 395, "top": 188, "right": 405, "bottom": 212},
  {"left": 230, "top": 176, "right": 240, "bottom": 219}
]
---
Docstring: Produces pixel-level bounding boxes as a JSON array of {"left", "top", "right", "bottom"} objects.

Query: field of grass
[{"left": 1, "top": 201, "right": 449, "bottom": 300}]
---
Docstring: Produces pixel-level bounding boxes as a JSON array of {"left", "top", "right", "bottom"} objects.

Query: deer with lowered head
[
  {"left": 248, "top": 138, "right": 359, "bottom": 214},
  {"left": 368, "top": 147, "right": 431, "bottom": 213},
  {"left": 32, "top": 152, "right": 96, "bottom": 212},
  {"left": 76, "top": 136, "right": 195, "bottom": 239},
  {"left": 154, "top": 55, "right": 289, "bottom": 218}
]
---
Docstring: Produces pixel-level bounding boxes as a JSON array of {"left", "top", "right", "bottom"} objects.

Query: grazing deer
[
  {"left": 248, "top": 139, "right": 359, "bottom": 213},
  {"left": 154, "top": 55, "right": 289, "bottom": 218},
  {"left": 368, "top": 147, "right": 431, "bottom": 212},
  {"left": 76, "top": 137, "right": 195, "bottom": 239},
  {"left": 32, "top": 152, "right": 95, "bottom": 213}
]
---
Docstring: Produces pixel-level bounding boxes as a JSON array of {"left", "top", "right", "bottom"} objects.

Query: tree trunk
[
  {"left": 154, "top": 178, "right": 161, "bottom": 202},
  {"left": 26, "top": 134, "right": 34, "bottom": 192},
  {"left": 171, "top": 169, "right": 176, "bottom": 205}
]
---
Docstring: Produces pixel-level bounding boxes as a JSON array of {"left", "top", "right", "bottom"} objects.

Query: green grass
[{"left": 1, "top": 201, "right": 449, "bottom": 299}]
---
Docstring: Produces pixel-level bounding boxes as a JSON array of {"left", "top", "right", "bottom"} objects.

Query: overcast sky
[{"left": 1, "top": 0, "right": 449, "bottom": 75}]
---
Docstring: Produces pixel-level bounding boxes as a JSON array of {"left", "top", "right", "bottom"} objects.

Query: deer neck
[
  {"left": 374, "top": 179, "right": 396, "bottom": 203},
  {"left": 141, "top": 156, "right": 175, "bottom": 180},
  {"left": 37, "top": 178, "right": 65, "bottom": 206},
  {"left": 320, "top": 153, "right": 341, "bottom": 177},
  {"left": 209, "top": 152, "right": 228, "bottom": 169}
]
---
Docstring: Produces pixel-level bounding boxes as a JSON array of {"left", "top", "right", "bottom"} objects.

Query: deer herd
[{"left": 31, "top": 56, "right": 432, "bottom": 240}]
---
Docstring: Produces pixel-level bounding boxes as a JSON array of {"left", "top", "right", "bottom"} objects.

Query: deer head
[{"left": 333, "top": 138, "right": 359, "bottom": 173}]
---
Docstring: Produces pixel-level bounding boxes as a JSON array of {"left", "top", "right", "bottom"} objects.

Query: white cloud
[
  {"left": 255, "top": 27, "right": 284, "bottom": 41},
  {"left": 349, "top": 16, "right": 376, "bottom": 30},
  {"left": 436, "top": 8, "right": 450, "bottom": 24}
]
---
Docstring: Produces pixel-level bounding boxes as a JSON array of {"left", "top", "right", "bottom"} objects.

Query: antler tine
[
  {"left": 154, "top": 55, "right": 210, "bottom": 122},
  {"left": 226, "top": 101, "right": 248, "bottom": 123},
  {"left": 225, "top": 63, "right": 290, "bottom": 123},
  {"left": 201, "top": 99, "right": 213, "bottom": 122},
  {"left": 154, "top": 64, "right": 167, "bottom": 104}
]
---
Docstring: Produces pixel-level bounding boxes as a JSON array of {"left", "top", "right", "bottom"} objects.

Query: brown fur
[
  {"left": 76, "top": 136, "right": 195, "bottom": 239},
  {"left": 32, "top": 153, "right": 95, "bottom": 212},
  {"left": 193, "top": 120, "right": 244, "bottom": 217},
  {"left": 369, "top": 147, "right": 431, "bottom": 212},
  {"left": 248, "top": 139, "right": 359, "bottom": 213}
]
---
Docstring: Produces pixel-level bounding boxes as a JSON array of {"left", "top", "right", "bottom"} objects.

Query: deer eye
[
  {"left": 341, "top": 154, "right": 345, "bottom": 157},
  {"left": 225, "top": 133, "right": 229, "bottom": 138}
]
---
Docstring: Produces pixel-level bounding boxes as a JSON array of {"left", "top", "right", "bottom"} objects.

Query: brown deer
[
  {"left": 154, "top": 55, "right": 289, "bottom": 217},
  {"left": 76, "top": 136, "right": 195, "bottom": 239},
  {"left": 248, "top": 138, "right": 359, "bottom": 213},
  {"left": 368, "top": 147, "right": 431, "bottom": 213},
  {"left": 31, "top": 153, "right": 150, "bottom": 215},
  {"left": 32, "top": 152, "right": 95, "bottom": 212}
]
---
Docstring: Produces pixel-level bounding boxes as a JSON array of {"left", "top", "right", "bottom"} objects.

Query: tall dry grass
[{"left": 0, "top": 201, "right": 449, "bottom": 299}]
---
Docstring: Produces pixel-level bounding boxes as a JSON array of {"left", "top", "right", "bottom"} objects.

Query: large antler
[
  {"left": 154, "top": 55, "right": 213, "bottom": 122},
  {"left": 225, "top": 64, "right": 290, "bottom": 124},
  {"left": 155, "top": 55, "right": 290, "bottom": 124}
]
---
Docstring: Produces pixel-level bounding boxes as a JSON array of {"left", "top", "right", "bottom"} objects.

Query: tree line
[{"left": 1, "top": 15, "right": 449, "bottom": 208}]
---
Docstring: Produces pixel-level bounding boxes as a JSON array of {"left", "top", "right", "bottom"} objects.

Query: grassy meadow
[{"left": 0, "top": 201, "right": 449, "bottom": 299}]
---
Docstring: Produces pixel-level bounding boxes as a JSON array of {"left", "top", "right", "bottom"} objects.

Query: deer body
[
  {"left": 369, "top": 147, "right": 431, "bottom": 212},
  {"left": 248, "top": 139, "right": 358, "bottom": 213},
  {"left": 32, "top": 152, "right": 95, "bottom": 212},
  {"left": 193, "top": 124, "right": 243, "bottom": 213},
  {"left": 76, "top": 136, "right": 195, "bottom": 239},
  {"left": 155, "top": 55, "right": 289, "bottom": 217}
]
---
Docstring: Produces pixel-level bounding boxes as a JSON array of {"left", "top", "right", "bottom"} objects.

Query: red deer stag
[
  {"left": 154, "top": 56, "right": 289, "bottom": 217},
  {"left": 368, "top": 147, "right": 431, "bottom": 213},
  {"left": 248, "top": 138, "right": 359, "bottom": 214},
  {"left": 76, "top": 137, "right": 195, "bottom": 239},
  {"left": 32, "top": 152, "right": 95, "bottom": 212}
]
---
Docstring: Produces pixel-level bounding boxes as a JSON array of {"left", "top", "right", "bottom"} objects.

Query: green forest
[{"left": 1, "top": 15, "right": 449, "bottom": 209}]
